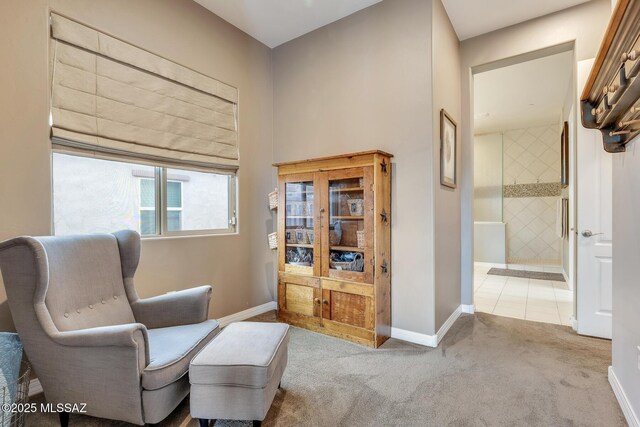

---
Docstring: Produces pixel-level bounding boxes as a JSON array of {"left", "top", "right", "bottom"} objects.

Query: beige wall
[
  {"left": 432, "top": 0, "right": 461, "bottom": 330},
  {"left": 273, "top": 0, "right": 439, "bottom": 334},
  {"left": 0, "top": 0, "right": 275, "bottom": 330},
  {"left": 612, "top": 136, "right": 640, "bottom": 418},
  {"left": 459, "top": 0, "right": 610, "bottom": 305}
]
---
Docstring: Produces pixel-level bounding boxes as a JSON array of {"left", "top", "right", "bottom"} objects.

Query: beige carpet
[{"left": 27, "top": 311, "right": 626, "bottom": 426}]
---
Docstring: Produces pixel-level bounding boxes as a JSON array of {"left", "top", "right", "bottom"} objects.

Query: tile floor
[{"left": 474, "top": 263, "right": 573, "bottom": 326}]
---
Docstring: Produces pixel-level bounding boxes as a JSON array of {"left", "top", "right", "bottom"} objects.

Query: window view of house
[{"left": 53, "top": 153, "right": 233, "bottom": 236}]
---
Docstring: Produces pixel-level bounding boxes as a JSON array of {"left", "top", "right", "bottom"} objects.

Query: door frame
[{"left": 461, "top": 42, "right": 578, "bottom": 325}]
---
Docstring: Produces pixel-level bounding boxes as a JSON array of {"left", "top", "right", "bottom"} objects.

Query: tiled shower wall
[{"left": 502, "top": 124, "right": 562, "bottom": 265}]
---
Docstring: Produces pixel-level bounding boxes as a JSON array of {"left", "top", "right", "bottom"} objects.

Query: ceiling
[
  {"left": 474, "top": 51, "right": 574, "bottom": 135},
  {"left": 193, "top": 0, "right": 383, "bottom": 48},
  {"left": 442, "top": 0, "right": 592, "bottom": 40}
]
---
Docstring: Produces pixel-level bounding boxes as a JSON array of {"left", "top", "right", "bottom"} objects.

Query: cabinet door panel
[
  {"left": 321, "top": 279, "right": 374, "bottom": 331},
  {"left": 279, "top": 172, "right": 322, "bottom": 277},
  {"left": 324, "top": 290, "right": 367, "bottom": 328},
  {"left": 320, "top": 167, "right": 374, "bottom": 284},
  {"left": 278, "top": 274, "right": 321, "bottom": 325},
  {"left": 286, "top": 284, "right": 315, "bottom": 316}
]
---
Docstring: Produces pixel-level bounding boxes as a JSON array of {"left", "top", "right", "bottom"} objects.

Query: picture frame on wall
[
  {"left": 440, "top": 109, "right": 457, "bottom": 189},
  {"left": 561, "top": 121, "right": 569, "bottom": 188}
]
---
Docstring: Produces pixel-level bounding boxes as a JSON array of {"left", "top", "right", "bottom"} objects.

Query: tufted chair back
[{"left": 37, "top": 234, "right": 136, "bottom": 331}]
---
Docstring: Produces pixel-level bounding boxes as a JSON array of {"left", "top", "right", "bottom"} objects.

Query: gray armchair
[{"left": 0, "top": 230, "right": 220, "bottom": 425}]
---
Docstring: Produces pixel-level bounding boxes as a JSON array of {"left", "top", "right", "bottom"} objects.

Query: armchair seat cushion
[{"left": 143, "top": 320, "right": 219, "bottom": 390}]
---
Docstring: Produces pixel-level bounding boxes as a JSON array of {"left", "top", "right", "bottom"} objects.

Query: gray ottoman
[{"left": 189, "top": 322, "right": 290, "bottom": 427}]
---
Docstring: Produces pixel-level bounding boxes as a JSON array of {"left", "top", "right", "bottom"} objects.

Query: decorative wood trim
[
  {"left": 319, "top": 172, "right": 331, "bottom": 279},
  {"left": 278, "top": 272, "right": 320, "bottom": 288},
  {"left": 277, "top": 175, "right": 286, "bottom": 273},
  {"left": 373, "top": 153, "right": 392, "bottom": 346},
  {"left": 322, "top": 278, "right": 374, "bottom": 297},
  {"left": 581, "top": 0, "right": 631, "bottom": 101},
  {"left": 580, "top": 0, "right": 640, "bottom": 152},
  {"left": 284, "top": 263, "right": 314, "bottom": 276},
  {"left": 363, "top": 166, "right": 375, "bottom": 284},
  {"left": 273, "top": 150, "right": 393, "bottom": 167},
  {"left": 312, "top": 172, "right": 322, "bottom": 278}
]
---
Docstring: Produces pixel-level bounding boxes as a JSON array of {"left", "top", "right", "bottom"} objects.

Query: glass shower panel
[{"left": 473, "top": 133, "right": 503, "bottom": 222}]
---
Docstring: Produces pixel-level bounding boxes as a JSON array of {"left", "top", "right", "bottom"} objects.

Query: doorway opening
[{"left": 472, "top": 47, "right": 576, "bottom": 326}]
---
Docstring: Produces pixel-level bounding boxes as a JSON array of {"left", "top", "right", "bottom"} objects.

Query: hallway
[{"left": 474, "top": 263, "right": 573, "bottom": 326}]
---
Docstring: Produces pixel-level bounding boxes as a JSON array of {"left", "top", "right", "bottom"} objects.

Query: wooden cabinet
[{"left": 274, "top": 151, "right": 392, "bottom": 347}]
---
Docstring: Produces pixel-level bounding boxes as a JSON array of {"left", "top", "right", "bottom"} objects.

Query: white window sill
[{"left": 141, "top": 231, "right": 239, "bottom": 241}]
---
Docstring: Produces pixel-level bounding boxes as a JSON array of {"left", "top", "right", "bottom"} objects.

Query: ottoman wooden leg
[
  {"left": 199, "top": 419, "right": 216, "bottom": 427},
  {"left": 59, "top": 412, "right": 69, "bottom": 427},
  {"left": 253, "top": 421, "right": 262, "bottom": 427}
]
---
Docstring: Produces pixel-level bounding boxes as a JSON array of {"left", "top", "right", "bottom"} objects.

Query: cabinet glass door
[
  {"left": 321, "top": 167, "right": 373, "bottom": 283},
  {"left": 279, "top": 173, "right": 319, "bottom": 276}
]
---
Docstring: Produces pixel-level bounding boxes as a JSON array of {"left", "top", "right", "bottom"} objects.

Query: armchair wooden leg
[
  {"left": 59, "top": 411, "right": 69, "bottom": 427},
  {"left": 199, "top": 419, "right": 216, "bottom": 427},
  {"left": 253, "top": 421, "right": 262, "bottom": 427}
]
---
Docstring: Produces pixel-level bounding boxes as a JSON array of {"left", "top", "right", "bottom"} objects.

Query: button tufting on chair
[
  {"left": 76, "top": 309, "right": 81, "bottom": 313},
  {"left": 89, "top": 304, "right": 93, "bottom": 309},
  {"left": 64, "top": 313, "right": 69, "bottom": 318}
]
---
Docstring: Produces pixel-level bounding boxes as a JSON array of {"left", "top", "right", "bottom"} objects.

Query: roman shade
[{"left": 50, "top": 13, "right": 239, "bottom": 172}]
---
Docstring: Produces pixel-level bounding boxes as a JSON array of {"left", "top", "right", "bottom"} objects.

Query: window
[
  {"left": 53, "top": 153, "right": 236, "bottom": 237},
  {"left": 139, "top": 179, "right": 184, "bottom": 234}
]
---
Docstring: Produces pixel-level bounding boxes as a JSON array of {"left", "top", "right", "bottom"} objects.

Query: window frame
[
  {"left": 138, "top": 176, "right": 160, "bottom": 236},
  {"left": 52, "top": 152, "right": 237, "bottom": 238},
  {"left": 165, "top": 180, "right": 184, "bottom": 232},
  {"left": 157, "top": 167, "right": 237, "bottom": 238}
]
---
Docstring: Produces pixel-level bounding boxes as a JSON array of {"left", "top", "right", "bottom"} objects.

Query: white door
[{"left": 576, "top": 58, "right": 613, "bottom": 339}]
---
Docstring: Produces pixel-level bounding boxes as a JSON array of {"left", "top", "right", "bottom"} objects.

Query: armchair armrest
[
  {"left": 130, "top": 285, "right": 212, "bottom": 329},
  {"left": 51, "top": 322, "right": 148, "bottom": 348}
]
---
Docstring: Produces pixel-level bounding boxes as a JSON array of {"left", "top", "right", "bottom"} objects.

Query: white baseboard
[
  {"left": 570, "top": 315, "right": 578, "bottom": 332},
  {"left": 27, "top": 302, "right": 278, "bottom": 398},
  {"left": 461, "top": 304, "right": 475, "bottom": 314},
  {"left": 609, "top": 366, "right": 640, "bottom": 427},
  {"left": 390, "top": 327, "right": 437, "bottom": 347},
  {"left": 218, "top": 301, "right": 277, "bottom": 328},
  {"left": 391, "top": 305, "right": 463, "bottom": 348},
  {"left": 436, "top": 305, "right": 462, "bottom": 345},
  {"left": 28, "top": 378, "right": 42, "bottom": 397}
]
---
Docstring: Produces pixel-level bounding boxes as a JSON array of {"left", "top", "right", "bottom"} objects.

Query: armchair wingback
[{"left": 0, "top": 230, "right": 219, "bottom": 425}]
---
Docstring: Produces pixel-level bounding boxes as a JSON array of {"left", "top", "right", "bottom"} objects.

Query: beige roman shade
[{"left": 50, "top": 13, "right": 239, "bottom": 172}]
